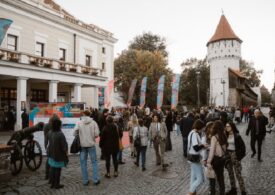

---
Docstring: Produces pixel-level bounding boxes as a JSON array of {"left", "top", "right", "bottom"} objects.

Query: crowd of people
[{"left": 41, "top": 105, "right": 273, "bottom": 194}]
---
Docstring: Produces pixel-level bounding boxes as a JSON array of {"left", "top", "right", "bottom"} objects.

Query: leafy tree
[
  {"left": 115, "top": 40, "right": 172, "bottom": 108},
  {"left": 179, "top": 58, "right": 209, "bottom": 106},
  {"left": 260, "top": 85, "right": 271, "bottom": 104},
  {"left": 240, "top": 59, "right": 262, "bottom": 87},
  {"left": 129, "top": 32, "right": 168, "bottom": 58}
]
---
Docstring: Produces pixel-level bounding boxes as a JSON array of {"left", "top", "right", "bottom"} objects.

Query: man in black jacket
[
  {"left": 178, "top": 112, "right": 194, "bottom": 157},
  {"left": 246, "top": 109, "right": 268, "bottom": 162}
]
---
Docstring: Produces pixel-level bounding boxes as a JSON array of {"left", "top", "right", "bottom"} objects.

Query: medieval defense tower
[{"left": 207, "top": 14, "right": 242, "bottom": 107}]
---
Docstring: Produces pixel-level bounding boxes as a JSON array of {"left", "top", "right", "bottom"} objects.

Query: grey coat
[{"left": 149, "top": 122, "right": 167, "bottom": 140}]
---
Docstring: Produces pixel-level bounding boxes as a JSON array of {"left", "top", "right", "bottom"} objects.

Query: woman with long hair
[
  {"left": 100, "top": 116, "right": 120, "bottom": 178},
  {"left": 128, "top": 114, "right": 139, "bottom": 157},
  {"left": 225, "top": 122, "right": 246, "bottom": 195},
  {"left": 133, "top": 118, "right": 149, "bottom": 171},
  {"left": 202, "top": 121, "right": 215, "bottom": 195},
  {"left": 207, "top": 120, "right": 228, "bottom": 195},
  {"left": 187, "top": 119, "right": 206, "bottom": 195}
]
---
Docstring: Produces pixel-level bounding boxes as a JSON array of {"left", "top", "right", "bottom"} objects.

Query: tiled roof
[
  {"left": 229, "top": 68, "right": 246, "bottom": 79},
  {"left": 207, "top": 15, "right": 242, "bottom": 46},
  {"left": 43, "top": 0, "right": 73, "bottom": 17}
]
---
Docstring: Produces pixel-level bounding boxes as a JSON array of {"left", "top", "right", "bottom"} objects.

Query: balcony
[{"left": 0, "top": 48, "right": 105, "bottom": 77}]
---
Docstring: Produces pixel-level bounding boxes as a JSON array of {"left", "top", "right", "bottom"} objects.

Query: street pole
[
  {"left": 196, "top": 70, "right": 200, "bottom": 108},
  {"left": 221, "top": 79, "right": 226, "bottom": 107}
]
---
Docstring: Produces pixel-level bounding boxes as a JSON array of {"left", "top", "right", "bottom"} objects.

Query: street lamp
[
  {"left": 221, "top": 79, "right": 226, "bottom": 107},
  {"left": 196, "top": 70, "right": 201, "bottom": 108}
]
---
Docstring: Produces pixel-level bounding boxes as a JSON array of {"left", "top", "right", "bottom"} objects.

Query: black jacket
[
  {"left": 233, "top": 133, "right": 246, "bottom": 161},
  {"left": 246, "top": 116, "right": 268, "bottom": 139},
  {"left": 165, "top": 112, "right": 173, "bottom": 132},
  {"left": 99, "top": 123, "right": 119, "bottom": 154},
  {"left": 179, "top": 116, "right": 194, "bottom": 138},
  {"left": 48, "top": 130, "right": 68, "bottom": 162}
]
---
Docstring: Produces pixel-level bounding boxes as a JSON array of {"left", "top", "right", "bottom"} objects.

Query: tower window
[{"left": 231, "top": 40, "right": 234, "bottom": 47}]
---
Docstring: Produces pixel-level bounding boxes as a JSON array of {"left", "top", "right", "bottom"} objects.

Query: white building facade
[{"left": 0, "top": 0, "right": 117, "bottom": 130}]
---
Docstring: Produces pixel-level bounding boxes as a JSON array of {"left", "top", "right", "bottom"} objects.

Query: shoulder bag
[
  {"left": 70, "top": 135, "right": 81, "bottom": 154},
  {"left": 134, "top": 127, "right": 141, "bottom": 148},
  {"left": 187, "top": 132, "right": 201, "bottom": 163}
]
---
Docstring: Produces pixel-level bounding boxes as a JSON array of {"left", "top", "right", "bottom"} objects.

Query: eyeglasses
[{"left": 226, "top": 125, "right": 231, "bottom": 128}]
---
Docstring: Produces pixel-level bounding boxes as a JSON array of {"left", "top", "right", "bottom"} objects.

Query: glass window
[
  {"left": 102, "top": 62, "right": 105, "bottom": 70},
  {"left": 102, "top": 47, "right": 105, "bottom": 54},
  {"left": 59, "top": 48, "right": 66, "bottom": 61},
  {"left": 7, "top": 34, "right": 18, "bottom": 51},
  {"left": 85, "top": 55, "right": 91, "bottom": 66},
  {"left": 35, "top": 42, "right": 44, "bottom": 57}
]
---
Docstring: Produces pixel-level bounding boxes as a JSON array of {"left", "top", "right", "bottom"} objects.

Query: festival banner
[
  {"left": 171, "top": 74, "right": 181, "bottom": 109},
  {"left": 157, "top": 75, "right": 165, "bottom": 109},
  {"left": 0, "top": 18, "right": 13, "bottom": 45},
  {"left": 127, "top": 79, "right": 137, "bottom": 107},
  {"left": 104, "top": 80, "right": 114, "bottom": 109},
  {"left": 139, "top": 77, "right": 148, "bottom": 108},
  {"left": 98, "top": 87, "right": 105, "bottom": 109}
]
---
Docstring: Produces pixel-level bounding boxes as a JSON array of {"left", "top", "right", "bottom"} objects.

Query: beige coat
[{"left": 149, "top": 122, "right": 167, "bottom": 140}]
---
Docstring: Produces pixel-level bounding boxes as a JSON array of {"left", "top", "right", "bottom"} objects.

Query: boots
[{"left": 225, "top": 188, "right": 237, "bottom": 195}]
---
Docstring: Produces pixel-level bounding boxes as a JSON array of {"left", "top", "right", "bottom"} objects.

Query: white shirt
[{"left": 187, "top": 130, "right": 202, "bottom": 155}]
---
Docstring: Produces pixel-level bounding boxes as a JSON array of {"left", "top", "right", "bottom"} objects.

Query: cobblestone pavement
[{"left": 1, "top": 121, "right": 275, "bottom": 195}]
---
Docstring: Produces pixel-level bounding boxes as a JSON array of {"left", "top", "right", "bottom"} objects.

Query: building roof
[
  {"left": 207, "top": 14, "right": 242, "bottom": 46},
  {"left": 28, "top": 0, "right": 114, "bottom": 38},
  {"left": 229, "top": 68, "right": 246, "bottom": 79}
]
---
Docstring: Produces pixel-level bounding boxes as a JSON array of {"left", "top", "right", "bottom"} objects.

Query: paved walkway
[{"left": 1, "top": 122, "right": 275, "bottom": 195}]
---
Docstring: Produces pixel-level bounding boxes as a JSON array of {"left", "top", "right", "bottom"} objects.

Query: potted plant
[
  {"left": 59, "top": 63, "right": 66, "bottom": 70},
  {"left": 70, "top": 66, "right": 77, "bottom": 72},
  {"left": 9, "top": 53, "right": 19, "bottom": 63},
  {"left": 0, "top": 52, "right": 4, "bottom": 60},
  {"left": 82, "top": 67, "right": 90, "bottom": 74}
]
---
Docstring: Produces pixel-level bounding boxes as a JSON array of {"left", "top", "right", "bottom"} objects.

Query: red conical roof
[{"left": 207, "top": 15, "right": 242, "bottom": 46}]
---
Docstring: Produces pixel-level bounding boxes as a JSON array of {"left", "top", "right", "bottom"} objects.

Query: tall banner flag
[
  {"left": 0, "top": 18, "right": 13, "bottom": 45},
  {"left": 104, "top": 80, "right": 114, "bottom": 109},
  {"left": 139, "top": 77, "right": 148, "bottom": 108},
  {"left": 157, "top": 75, "right": 165, "bottom": 109},
  {"left": 127, "top": 79, "right": 137, "bottom": 107},
  {"left": 171, "top": 74, "right": 181, "bottom": 109}
]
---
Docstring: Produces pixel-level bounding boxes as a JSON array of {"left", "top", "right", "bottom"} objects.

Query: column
[
  {"left": 49, "top": 80, "right": 58, "bottom": 102},
  {"left": 93, "top": 86, "right": 99, "bottom": 109},
  {"left": 73, "top": 83, "right": 82, "bottom": 102},
  {"left": 16, "top": 77, "right": 28, "bottom": 130}
]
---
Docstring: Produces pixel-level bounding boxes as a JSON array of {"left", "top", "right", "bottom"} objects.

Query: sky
[{"left": 55, "top": 0, "right": 275, "bottom": 91}]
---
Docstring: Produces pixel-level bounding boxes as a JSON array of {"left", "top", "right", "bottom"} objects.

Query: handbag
[
  {"left": 134, "top": 127, "right": 141, "bottom": 148},
  {"left": 116, "top": 125, "right": 124, "bottom": 150},
  {"left": 70, "top": 135, "right": 81, "bottom": 154},
  {"left": 212, "top": 136, "right": 231, "bottom": 168},
  {"left": 187, "top": 132, "right": 201, "bottom": 163},
  {"left": 205, "top": 166, "right": 215, "bottom": 179}
]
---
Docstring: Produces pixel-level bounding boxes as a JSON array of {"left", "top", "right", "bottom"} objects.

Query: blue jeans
[
  {"left": 117, "top": 150, "right": 122, "bottom": 162},
  {"left": 136, "top": 146, "right": 147, "bottom": 168},
  {"left": 189, "top": 162, "right": 204, "bottom": 193},
  {"left": 80, "top": 146, "right": 100, "bottom": 184}
]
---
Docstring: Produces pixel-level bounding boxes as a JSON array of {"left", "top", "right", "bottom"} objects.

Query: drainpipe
[{"left": 73, "top": 33, "right": 76, "bottom": 64}]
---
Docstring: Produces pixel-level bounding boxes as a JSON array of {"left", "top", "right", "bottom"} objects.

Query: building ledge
[{"left": 0, "top": 48, "right": 108, "bottom": 80}]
